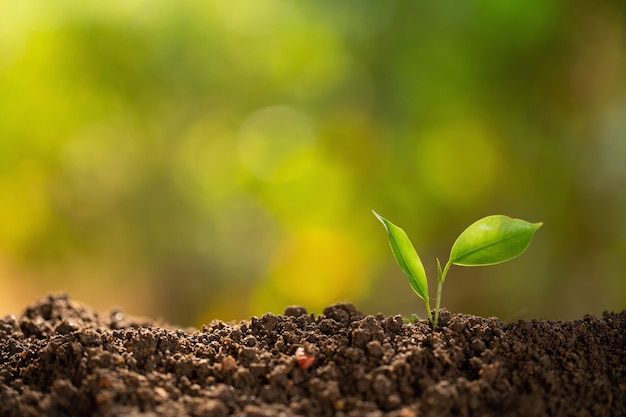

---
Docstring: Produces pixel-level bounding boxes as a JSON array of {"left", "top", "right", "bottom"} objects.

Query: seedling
[{"left": 373, "top": 211, "right": 542, "bottom": 328}]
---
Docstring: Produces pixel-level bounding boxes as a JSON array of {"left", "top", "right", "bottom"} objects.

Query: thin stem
[
  {"left": 433, "top": 259, "right": 452, "bottom": 328},
  {"left": 434, "top": 279, "right": 443, "bottom": 327},
  {"left": 424, "top": 298, "right": 434, "bottom": 326}
]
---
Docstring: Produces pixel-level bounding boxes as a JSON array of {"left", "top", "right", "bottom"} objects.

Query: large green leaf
[
  {"left": 373, "top": 211, "right": 429, "bottom": 302},
  {"left": 450, "top": 215, "right": 542, "bottom": 266}
]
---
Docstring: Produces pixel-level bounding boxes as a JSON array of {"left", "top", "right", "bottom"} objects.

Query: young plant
[{"left": 373, "top": 211, "right": 542, "bottom": 328}]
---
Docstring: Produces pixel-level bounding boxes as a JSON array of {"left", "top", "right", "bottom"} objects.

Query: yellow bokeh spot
[
  {"left": 254, "top": 228, "right": 365, "bottom": 314},
  {"left": 264, "top": 25, "right": 351, "bottom": 100},
  {"left": 416, "top": 121, "right": 501, "bottom": 205},
  {"left": 237, "top": 105, "right": 316, "bottom": 183},
  {"left": 0, "top": 163, "right": 49, "bottom": 254},
  {"left": 174, "top": 117, "right": 239, "bottom": 202},
  {"left": 212, "top": 0, "right": 295, "bottom": 37}
]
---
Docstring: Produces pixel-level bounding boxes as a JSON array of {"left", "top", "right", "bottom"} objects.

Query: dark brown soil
[{"left": 1, "top": 294, "right": 624, "bottom": 417}]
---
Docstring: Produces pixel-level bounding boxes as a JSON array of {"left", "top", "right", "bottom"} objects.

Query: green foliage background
[{"left": 1, "top": 1, "right": 625, "bottom": 326}]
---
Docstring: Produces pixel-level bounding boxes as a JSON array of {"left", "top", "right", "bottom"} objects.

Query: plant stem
[
  {"left": 433, "top": 260, "right": 452, "bottom": 328},
  {"left": 433, "top": 279, "right": 443, "bottom": 327},
  {"left": 425, "top": 298, "right": 434, "bottom": 326}
]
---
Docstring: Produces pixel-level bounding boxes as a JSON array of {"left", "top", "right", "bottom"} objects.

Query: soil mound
[{"left": 1, "top": 294, "right": 624, "bottom": 416}]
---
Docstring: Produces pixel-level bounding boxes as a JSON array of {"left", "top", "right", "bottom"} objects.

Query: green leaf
[
  {"left": 373, "top": 211, "right": 429, "bottom": 302},
  {"left": 450, "top": 215, "right": 542, "bottom": 266}
]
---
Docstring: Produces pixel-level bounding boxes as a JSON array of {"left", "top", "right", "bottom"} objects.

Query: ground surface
[{"left": 0, "top": 294, "right": 624, "bottom": 417}]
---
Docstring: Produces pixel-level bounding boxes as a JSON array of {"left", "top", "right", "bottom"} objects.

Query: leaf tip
[{"left": 372, "top": 210, "right": 385, "bottom": 225}]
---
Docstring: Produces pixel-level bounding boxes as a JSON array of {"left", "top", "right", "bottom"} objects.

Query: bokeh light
[
  {"left": 237, "top": 105, "right": 316, "bottom": 183},
  {"left": 1, "top": 1, "right": 625, "bottom": 326}
]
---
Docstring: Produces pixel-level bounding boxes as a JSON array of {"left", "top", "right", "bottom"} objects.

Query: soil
[{"left": 1, "top": 294, "right": 624, "bottom": 417}]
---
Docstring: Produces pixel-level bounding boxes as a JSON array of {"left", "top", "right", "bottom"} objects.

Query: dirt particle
[
  {"left": 54, "top": 320, "right": 80, "bottom": 335},
  {"left": 283, "top": 306, "right": 308, "bottom": 317},
  {"left": 351, "top": 328, "right": 371, "bottom": 348},
  {"left": 154, "top": 386, "right": 168, "bottom": 400},
  {"left": 242, "top": 335, "right": 257, "bottom": 347},
  {"left": 221, "top": 355, "right": 237, "bottom": 373},
  {"left": 470, "top": 337, "right": 486, "bottom": 353},
  {"left": 322, "top": 303, "right": 363, "bottom": 326},
  {"left": 260, "top": 314, "right": 279, "bottom": 332},
  {"left": 366, "top": 340, "right": 384, "bottom": 358},
  {"left": 318, "top": 318, "right": 341, "bottom": 334},
  {"left": 242, "top": 404, "right": 270, "bottom": 417},
  {"left": 382, "top": 315, "right": 405, "bottom": 334},
  {"left": 268, "top": 364, "right": 290, "bottom": 387}
]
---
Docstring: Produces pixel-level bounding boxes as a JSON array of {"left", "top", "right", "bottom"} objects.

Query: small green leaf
[
  {"left": 373, "top": 211, "right": 429, "bottom": 302},
  {"left": 450, "top": 215, "right": 542, "bottom": 266}
]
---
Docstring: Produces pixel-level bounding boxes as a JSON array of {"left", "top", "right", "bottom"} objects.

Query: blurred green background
[{"left": 1, "top": 1, "right": 625, "bottom": 326}]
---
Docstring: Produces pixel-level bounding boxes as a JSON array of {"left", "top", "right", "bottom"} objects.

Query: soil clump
[{"left": 1, "top": 294, "right": 624, "bottom": 416}]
